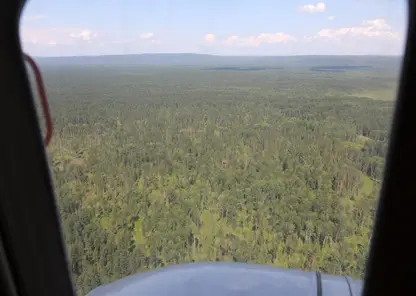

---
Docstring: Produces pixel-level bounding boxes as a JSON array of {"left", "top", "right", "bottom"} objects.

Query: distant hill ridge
[{"left": 35, "top": 53, "right": 401, "bottom": 69}]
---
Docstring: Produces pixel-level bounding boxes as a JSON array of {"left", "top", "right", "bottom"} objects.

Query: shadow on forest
[
  {"left": 310, "top": 66, "right": 373, "bottom": 72},
  {"left": 202, "top": 66, "right": 284, "bottom": 71}
]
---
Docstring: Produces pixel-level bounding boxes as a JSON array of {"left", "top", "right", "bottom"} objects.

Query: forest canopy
[{"left": 36, "top": 55, "right": 399, "bottom": 296}]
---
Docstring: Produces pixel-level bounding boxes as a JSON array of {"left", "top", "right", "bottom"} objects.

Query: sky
[{"left": 20, "top": 0, "right": 408, "bottom": 57}]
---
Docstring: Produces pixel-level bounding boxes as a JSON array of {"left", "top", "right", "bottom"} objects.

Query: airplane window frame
[{"left": 0, "top": 1, "right": 415, "bottom": 296}]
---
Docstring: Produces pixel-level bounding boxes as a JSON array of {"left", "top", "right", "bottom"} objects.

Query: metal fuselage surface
[{"left": 86, "top": 263, "right": 362, "bottom": 296}]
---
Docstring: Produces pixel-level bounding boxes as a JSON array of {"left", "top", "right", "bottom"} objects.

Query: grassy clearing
[
  {"left": 361, "top": 175, "right": 374, "bottom": 196},
  {"left": 354, "top": 88, "right": 397, "bottom": 101}
]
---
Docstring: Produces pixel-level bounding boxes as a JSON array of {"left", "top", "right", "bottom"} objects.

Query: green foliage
[{"left": 43, "top": 62, "right": 395, "bottom": 295}]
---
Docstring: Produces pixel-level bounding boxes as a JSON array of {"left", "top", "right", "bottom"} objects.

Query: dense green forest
[{"left": 36, "top": 55, "right": 399, "bottom": 295}]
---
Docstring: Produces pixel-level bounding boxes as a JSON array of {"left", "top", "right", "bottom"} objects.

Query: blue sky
[{"left": 20, "top": 0, "right": 407, "bottom": 56}]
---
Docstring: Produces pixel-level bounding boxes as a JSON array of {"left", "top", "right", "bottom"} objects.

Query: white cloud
[
  {"left": 23, "top": 14, "right": 47, "bottom": 22},
  {"left": 19, "top": 17, "right": 404, "bottom": 56},
  {"left": 317, "top": 18, "right": 400, "bottom": 39},
  {"left": 140, "top": 32, "right": 154, "bottom": 39},
  {"left": 20, "top": 27, "right": 99, "bottom": 46},
  {"left": 328, "top": 16, "right": 335, "bottom": 20},
  {"left": 113, "top": 40, "right": 129, "bottom": 44},
  {"left": 138, "top": 33, "right": 160, "bottom": 44},
  {"left": 297, "top": 2, "right": 326, "bottom": 14},
  {"left": 224, "top": 35, "right": 239, "bottom": 45},
  {"left": 70, "top": 30, "right": 98, "bottom": 41},
  {"left": 224, "top": 33, "right": 296, "bottom": 47},
  {"left": 204, "top": 33, "right": 216, "bottom": 42},
  {"left": 301, "top": 18, "right": 403, "bottom": 55}
]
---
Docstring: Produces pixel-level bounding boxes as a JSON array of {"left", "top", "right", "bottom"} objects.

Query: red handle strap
[{"left": 24, "top": 54, "right": 53, "bottom": 147}]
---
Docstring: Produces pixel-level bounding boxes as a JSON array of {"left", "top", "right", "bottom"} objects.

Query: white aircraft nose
[{"left": 86, "top": 263, "right": 362, "bottom": 296}]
